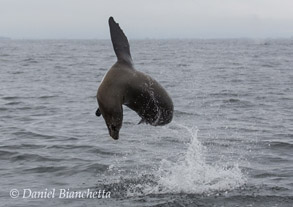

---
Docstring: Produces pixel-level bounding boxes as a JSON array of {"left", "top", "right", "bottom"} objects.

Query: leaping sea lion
[{"left": 96, "top": 17, "right": 173, "bottom": 140}]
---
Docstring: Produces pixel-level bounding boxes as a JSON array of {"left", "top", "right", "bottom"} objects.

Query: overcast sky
[{"left": 1, "top": 0, "right": 293, "bottom": 39}]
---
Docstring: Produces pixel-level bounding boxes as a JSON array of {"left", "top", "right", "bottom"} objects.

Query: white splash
[
  {"left": 155, "top": 126, "right": 246, "bottom": 194},
  {"left": 121, "top": 124, "right": 247, "bottom": 197}
]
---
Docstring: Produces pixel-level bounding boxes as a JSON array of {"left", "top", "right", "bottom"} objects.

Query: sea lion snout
[{"left": 107, "top": 124, "right": 120, "bottom": 140}]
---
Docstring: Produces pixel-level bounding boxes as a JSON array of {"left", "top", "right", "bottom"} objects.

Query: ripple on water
[
  {"left": 12, "top": 131, "right": 57, "bottom": 140},
  {"left": 10, "top": 153, "right": 63, "bottom": 162},
  {"left": 23, "top": 166, "right": 68, "bottom": 173}
]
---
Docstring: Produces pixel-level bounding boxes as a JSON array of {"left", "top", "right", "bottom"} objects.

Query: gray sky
[{"left": 1, "top": 0, "right": 293, "bottom": 39}]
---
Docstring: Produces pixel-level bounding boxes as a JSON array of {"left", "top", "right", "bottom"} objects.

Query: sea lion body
[{"left": 96, "top": 17, "right": 173, "bottom": 140}]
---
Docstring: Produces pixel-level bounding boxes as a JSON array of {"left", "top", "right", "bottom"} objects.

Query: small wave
[
  {"left": 222, "top": 99, "right": 254, "bottom": 108},
  {"left": 23, "top": 166, "right": 67, "bottom": 173},
  {"left": 0, "top": 150, "right": 18, "bottom": 159},
  {"left": 223, "top": 98, "right": 240, "bottom": 103},
  {"left": 210, "top": 92, "right": 240, "bottom": 97},
  {"left": 0, "top": 53, "right": 10, "bottom": 57},
  {"left": 234, "top": 183, "right": 292, "bottom": 197},
  {"left": 10, "top": 71, "right": 24, "bottom": 75},
  {"left": 83, "top": 163, "right": 109, "bottom": 172},
  {"left": 4, "top": 101, "right": 23, "bottom": 105},
  {"left": 231, "top": 79, "right": 243, "bottom": 83},
  {"left": 46, "top": 144, "right": 94, "bottom": 150},
  {"left": 88, "top": 148, "right": 119, "bottom": 156},
  {"left": 39, "top": 95, "right": 59, "bottom": 99},
  {"left": 21, "top": 58, "right": 38, "bottom": 64},
  {"left": 253, "top": 172, "right": 280, "bottom": 178},
  {"left": 12, "top": 131, "right": 57, "bottom": 139},
  {"left": 11, "top": 153, "right": 62, "bottom": 162},
  {"left": 2, "top": 96, "right": 20, "bottom": 100},
  {"left": 174, "top": 109, "right": 199, "bottom": 117},
  {"left": 261, "top": 64, "right": 275, "bottom": 68},
  {"left": 54, "top": 65, "right": 67, "bottom": 69},
  {"left": 267, "top": 141, "right": 293, "bottom": 150},
  {"left": 177, "top": 63, "right": 189, "bottom": 67},
  {"left": 14, "top": 107, "right": 34, "bottom": 111}
]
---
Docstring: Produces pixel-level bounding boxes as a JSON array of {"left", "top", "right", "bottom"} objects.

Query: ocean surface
[{"left": 0, "top": 39, "right": 292, "bottom": 207}]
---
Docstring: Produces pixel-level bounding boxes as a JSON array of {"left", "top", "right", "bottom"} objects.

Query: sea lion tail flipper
[
  {"left": 109, "top": 17, "right": 132, "bottom": 65},
  {"left": 95, "top": 108, "right": 101, "bottom": 117}
]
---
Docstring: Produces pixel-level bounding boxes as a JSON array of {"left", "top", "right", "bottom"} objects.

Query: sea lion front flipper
[
  {"left": 95, "top": 108, "right": 101, "bottom": 117},
  {"left": 108, "top": 17, "right": 132, "bottom": 65}
]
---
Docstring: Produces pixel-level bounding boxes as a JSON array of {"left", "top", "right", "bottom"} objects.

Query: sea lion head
[{"left": 98, "top": 101, "right": 123, "bottom": 140}]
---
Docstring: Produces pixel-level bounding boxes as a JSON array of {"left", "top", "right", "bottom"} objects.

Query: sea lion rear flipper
[
  {"left": 138, "top": 118, "right": 146, "bottom": 125},
  {"left": 95, "top": 108, "right": 101, "bottom": 117},
  {"left": 109, "top": 17, "right": 132, "bottom": 65}
]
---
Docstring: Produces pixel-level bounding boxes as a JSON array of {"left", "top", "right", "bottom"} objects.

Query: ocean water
[{"left": 0, "top": 39, "right": 292, "bottom": 207}]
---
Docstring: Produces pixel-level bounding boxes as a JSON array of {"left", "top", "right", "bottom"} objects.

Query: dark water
[{"left": 0, "top": 39, "right": 292, "bottom": 206}]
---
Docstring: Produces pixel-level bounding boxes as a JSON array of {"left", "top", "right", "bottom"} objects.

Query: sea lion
[{"left": 96, "top": 17, "right": 173, "bottom": 140}]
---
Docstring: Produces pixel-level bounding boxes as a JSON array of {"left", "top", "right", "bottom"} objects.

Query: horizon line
[{"left": 1, "top": 37, "right": 293, "bottom": 41}]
